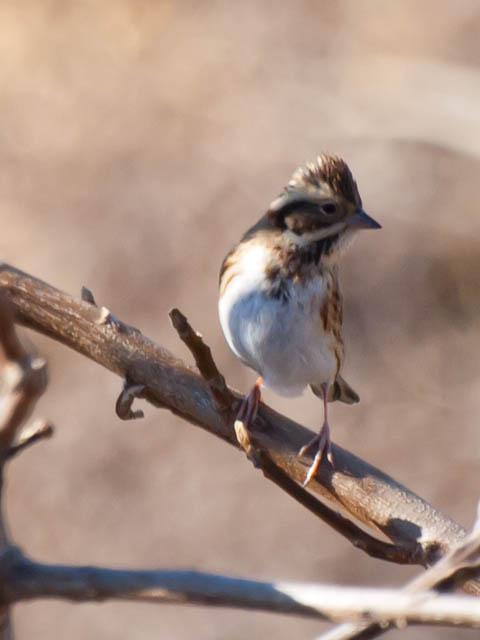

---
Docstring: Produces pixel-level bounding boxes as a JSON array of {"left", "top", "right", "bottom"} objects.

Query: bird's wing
[{"left": 311, "top": 376, "right": 360, "bottom": 405}]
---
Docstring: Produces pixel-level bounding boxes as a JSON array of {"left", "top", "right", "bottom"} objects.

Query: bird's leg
[
  {"left": 236, "top": 376, "right": 263, "bottom": 429},
  {"left": 298, "top": 382, "right": 333, "bottom": 485}
]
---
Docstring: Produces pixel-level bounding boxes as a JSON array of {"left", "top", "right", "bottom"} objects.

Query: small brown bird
[{"left": 218, "top": 155, "right": 381, "bottom": 484}]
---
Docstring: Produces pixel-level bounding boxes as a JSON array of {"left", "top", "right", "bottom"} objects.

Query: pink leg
[
  {"left": 298, "top": 383, "right": 333, "bottom": 485},
  {"left": 237, "top": 376, "right": 263, "bottom": 429}
]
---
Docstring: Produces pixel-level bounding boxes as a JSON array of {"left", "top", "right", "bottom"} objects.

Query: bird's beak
[{"left": 347, "top": 209, "right": 381, "bottom": 230}]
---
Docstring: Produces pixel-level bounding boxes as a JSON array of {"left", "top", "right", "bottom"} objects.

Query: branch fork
[
  {"left": 169, "top": 308, "right": 233, "bottom": 411},
  {"left": 1, "top": 262, "right": 480, "bottom": 637}
]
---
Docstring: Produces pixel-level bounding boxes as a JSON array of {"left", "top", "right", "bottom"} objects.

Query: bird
[{"left": 218, "top": 154, "right": 381, "bottom": 485}]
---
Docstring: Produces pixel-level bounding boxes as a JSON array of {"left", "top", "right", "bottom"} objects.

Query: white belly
[{"left": 219, "top": 246, "right": 337, "bottom": 397}]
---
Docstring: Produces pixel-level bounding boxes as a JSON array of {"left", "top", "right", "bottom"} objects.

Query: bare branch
[
  {"left": 169, "top": 308, "right": 233, "bottom": 410},
  {"left": 0, "top": 291, "right": 50, "bottom": 638},
  {"left": 0, "top": 262, "right": 470, "bottom": 571},
  {"left": 0, "top": 295, "right": 24, "bottom": 364},
  {"left": 406, "top": 504, "right": 480, "bottom": 593},
  {"left": 1, "top": 547, "right": 480, "bottom": 629},
  {"left": 319, "top": 505, "right": 480, "bottom": 639},
  {"left": 234, "top": 420, "right": 417, "bottom": 564},
  {"left": 0, "top": 291, "right": 48, "bottom": 455},
  {"left": 6, "top": 420, "right": 54, "bottom": 460}
]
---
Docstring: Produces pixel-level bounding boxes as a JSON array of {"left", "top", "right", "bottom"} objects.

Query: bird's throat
[{"left": 296, "top": 231, "right": 343, "bottom": 265}]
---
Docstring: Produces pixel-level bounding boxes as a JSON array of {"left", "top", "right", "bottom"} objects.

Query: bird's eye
[{"left": 321, "top": 203, "right": 337, "bottom": 215}]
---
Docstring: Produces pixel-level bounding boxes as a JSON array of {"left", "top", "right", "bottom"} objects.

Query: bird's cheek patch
[{"left": 285, "top": 213, "right": 321, "bottom": 235}]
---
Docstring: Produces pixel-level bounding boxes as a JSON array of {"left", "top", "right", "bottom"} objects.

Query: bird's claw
[
  {"left": 298, "top": 422, "right": 333, "bottom": 486},
  {"left": 236, "top": 377, "right": 263, "bottom": 431}
]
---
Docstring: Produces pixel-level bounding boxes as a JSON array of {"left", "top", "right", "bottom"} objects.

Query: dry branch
[
  {"left": 6, "top": 420, "right": 54, "bottom": 460},
  {"left": 322, "top": 505, "right": 480, "bottom": 639},
  {"left": 1, "top": 546, "right": 480, "bottom": 629},
  {"left": 169, "top": 308, "right": 233, "bottom": 410},
  {"left": 0, "top": 292, "right": 47, "bottom": 455},
  {"left": 0, "top": 292, "right": 49, "bottom": 638},
  {"left": 234, "top": 411, "right": 411, "bottom": 564},
  {"left": 0, "top": 262, "right": 471, "bottom": 573}
]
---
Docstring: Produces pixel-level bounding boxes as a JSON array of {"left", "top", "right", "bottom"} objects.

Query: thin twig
[
  {"left": 0, "top": 294, "right": 24, "bottom": 365},
  {"left": 0, "top": 291, "right": 49, "bottom": 638},
  {"left": 6, "top": 420, "right": 54, "bottom": 460},
  {"left": 169, "top": 308, "right": 234, "bottom": 410},
  {"left": 0, "top": 292, "right": 48, "bottom": 453}
]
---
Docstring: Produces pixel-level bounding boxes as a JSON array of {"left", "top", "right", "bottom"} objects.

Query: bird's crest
[{"left": 288, "top": 154, "right": 362, "bottom": 207}]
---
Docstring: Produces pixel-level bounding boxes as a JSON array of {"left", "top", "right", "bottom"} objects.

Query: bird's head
[{"left": 267, "top": 154, "right": 381, "bottom": 258}]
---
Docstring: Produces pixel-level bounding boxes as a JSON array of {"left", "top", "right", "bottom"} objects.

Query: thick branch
[
  {"left": 233, "top": 419, "right": 412, "bottom": 564},
  {"left": 0, "top": 262, "right": 469, "bottom": 570},
  {"left": 171, "top": 312, "right": 412, "bottom": 564},
  {"left": 1, "top": 547, "right": 480, "bottom": 629}
]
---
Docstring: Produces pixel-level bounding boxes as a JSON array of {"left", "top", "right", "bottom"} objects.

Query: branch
[
  {"left": 169, "top": 308, "right": 233, "bottom": 410},
  {"left": 1, "top": 547, "right": 480, "bottom": 629},
  {"left": 319, "top": 505, "right": 480, "bottom": 639},
  {"left": 170, "top": 311, "right": 412, "bottom": 564},
  {"left": 0, "top": 262, "right": 470, "bottom": 571},
  {"left": 0, "top": 292, "right": 49, "bottom": 638},
  {"left": 0, "top": 292, "right": 47, "bottom": 454},
  {"left": 6, "top": 420, "right": 54, "bottom": 460},
  {"left": 233, "top": 415, "right": 414, "bottom": 564}
]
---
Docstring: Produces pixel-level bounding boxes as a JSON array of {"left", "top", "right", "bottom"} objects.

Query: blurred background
[{"left": 2, "top": 1, "right": 480, "bottom": 638}]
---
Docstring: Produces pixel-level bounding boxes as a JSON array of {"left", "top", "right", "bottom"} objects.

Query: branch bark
[
  {"left": 0, "top": 291, "right": 49, "bottom": 639},
  {"left": 6, "top": 420, "right": 54, "bottom": 460},
  {"left": 321, "top": 504, "right": 480, "bottom": 639},
  {"left": 1, "top": 547, "right": 480, "bottom": 630},
  {"left": 0, "top": 262, "right": 471, "bottom": 574}
]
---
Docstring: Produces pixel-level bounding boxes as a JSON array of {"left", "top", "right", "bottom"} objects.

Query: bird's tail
[{"left": 311, "top": 376, "right": 360, "bottom": 405}]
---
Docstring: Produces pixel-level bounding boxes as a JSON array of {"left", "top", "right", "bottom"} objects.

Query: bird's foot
[
  {"left": 234, "top": 377, "right": 263, "bottom": 457},
  {"left": 298, "top": 422, "right": 333, "bottom": 486},
  {"left": 236, "top": 376, "right": 263, "bottom": 431}
]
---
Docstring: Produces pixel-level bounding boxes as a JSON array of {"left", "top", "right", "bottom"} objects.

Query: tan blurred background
[{"left": 2, "top": 1, "right": 480, "bottom": 638}]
